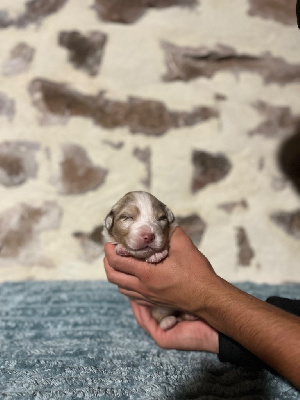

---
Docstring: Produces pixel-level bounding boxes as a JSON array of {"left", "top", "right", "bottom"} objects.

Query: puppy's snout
[{"left": 141, "top": 231, "right": 155, "bottom": 244}]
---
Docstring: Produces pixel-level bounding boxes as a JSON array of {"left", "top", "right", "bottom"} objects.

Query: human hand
[
  {"left": 130, "top": 301, "right": 219, "bottom": 353},
  {"left": 104, "top": 227, "right": 219, "bottom": 316}
]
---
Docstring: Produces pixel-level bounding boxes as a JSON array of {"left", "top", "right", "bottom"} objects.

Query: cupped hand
[
  {"left": 130, "top": 301, "right": 219, "bottom": 353},
  {"left": 104, "top": 227, "right": 218, "bottom": 315}
]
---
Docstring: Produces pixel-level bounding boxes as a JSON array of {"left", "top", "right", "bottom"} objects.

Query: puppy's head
[{"left": 104, "top": 191, "right": 177, "bottom": 258}]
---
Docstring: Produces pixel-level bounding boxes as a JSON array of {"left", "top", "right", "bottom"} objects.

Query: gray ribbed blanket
[{"left": 0, "top": 281, "right": 299, "bottom": 399}]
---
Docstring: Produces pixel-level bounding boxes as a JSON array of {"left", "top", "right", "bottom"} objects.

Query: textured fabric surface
[{"left": 0, "top": 281, "right": 299, "bottom": 399}]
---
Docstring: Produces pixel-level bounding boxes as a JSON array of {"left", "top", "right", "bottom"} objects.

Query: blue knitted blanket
[{"left": 0, "top": 281, "right": 299, "bottom": 399}]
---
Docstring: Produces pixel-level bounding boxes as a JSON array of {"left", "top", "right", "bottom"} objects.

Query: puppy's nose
[{"left": 142, "top": 232, "right": 155, "bottom": 244}]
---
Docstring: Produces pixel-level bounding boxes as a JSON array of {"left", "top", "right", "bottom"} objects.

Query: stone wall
[{"left": 0, "top": 0, "right": 299, "bottom": 283}]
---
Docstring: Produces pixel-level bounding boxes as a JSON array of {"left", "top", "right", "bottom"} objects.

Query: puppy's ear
[
  {"left": 165, "top": 206, "right": 175, "bottom": 224},
  {"left": 104, "top": 210, "right": 114, "bottom": 231}
]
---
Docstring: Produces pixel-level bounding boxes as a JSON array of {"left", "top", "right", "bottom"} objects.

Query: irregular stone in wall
[
  {"left": 53, "top": 143, "right": 108, "bottom": 195},
  {"left": 29, "top": 79, "right": 218, "bottom": 135},
  {"left": 171, "top": 106, "right": 219, "bottom": 129},
  {"left": 176, "top": 214, "right": 206, "bottom": 246},
  {"left": 191, "top": 150, "right": 232, "bottom": 193},
  {"left": 0, "top": 0, "right": 69, "bottom": 28},
  {"left": 21, "top": 0, "right": 68, "bottom": 25},
  {"left": 277, "top": 131, "right": 300, "bottom": 194},
  {"left": 0, "top": 92, "right": 15, "bottom": 121},
  {"left": 133, "top": 147, "right": 151, "bottom": 188},
  {"left": 215, "top": 93, "right": 227, "bottom": 102},
  {"left": 248, "top": 0, "right": 297, "bottom": 26},
  {"left": 0, "top": 141, "right": 39, "bottom": 187},
  {"left": 0, "top": 11, "right": 12, "bottom": 28},
  {"left": 58, "top": 31, "right": 107, "bottom": 76},
  {"left": 127, "top": 97, "right": 174, "bottom": 135},
  {"left": 73, "top": 225, "right": 104, "bottom": 263},
  {"left": 249, "top": 102, "right": 300, "bottom": 139},
  {"left": 218, "top": 199, "right": 248, "bottom": 213},
  {"left": 0, "top": 202, "right": 62, "bottom": 265},
  {"left": 271, "top": 210, "right": 300, "bottom": 239},
  {"left": 162, "top": 42, "right": 300, "bottom": 85},
  {"left": 102, "top": 140, "right": 124, "bottom": 149},
  {"left": 236, "top": 226, "right": 255, "bottom": 266},
  {"left": 2, "top": 42, "right": 35, "bottom": 76},
  {"left": 93, "top": 0, "right": 198, "bottom": 24},
  {"left": 271, "top": 175, "right": 288, "bottom": 192}
]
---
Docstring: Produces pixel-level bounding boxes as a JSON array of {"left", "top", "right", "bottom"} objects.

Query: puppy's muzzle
[
  {"left": 141, "top": 230, "right": 155, "bottom": 244},
  {"left": 132, "top": 225, "right": 155, "bottom": 249}
]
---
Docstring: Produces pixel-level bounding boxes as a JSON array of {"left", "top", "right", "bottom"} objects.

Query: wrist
[{"left": 192, "top": 274, "right": 226, "bottom": 318}]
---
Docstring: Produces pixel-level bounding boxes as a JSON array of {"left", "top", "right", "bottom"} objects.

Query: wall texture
[{"left": 0, "top": 0, "right": 299, "bottom": 283}]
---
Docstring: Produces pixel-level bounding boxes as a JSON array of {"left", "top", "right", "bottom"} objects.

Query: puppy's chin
[{"left": 128, "top": 246, "right": 163, "bottom": 259}]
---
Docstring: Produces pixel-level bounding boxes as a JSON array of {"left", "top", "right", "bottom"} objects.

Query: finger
[
  {"left": 130, "top": 301, "right": 151, "bottom": 333},
  {"left": 130, "top": 299, "right": 154, "bottom": 307},
  {"left": 118, "top": 287, "right": 151, "bottom": 303},
  {"left": 138, "top": 305, "right": 161, "bottom": 337},
  {"left": 104, "top": 243, "right": 151, "bottom": 277},
  {"left": 130, "top": 301, "right": 144, "bottom": 327},
  {"left": 104, "top": 258, "right": 140, "bottom": 290}
]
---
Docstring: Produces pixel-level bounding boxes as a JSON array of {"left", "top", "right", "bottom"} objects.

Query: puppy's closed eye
[
  {"left": 157, "top": 215, "right": 168, "bottom": 221},
  {"left": 119, "top": 214, "right": 133, "bottom": 221}
]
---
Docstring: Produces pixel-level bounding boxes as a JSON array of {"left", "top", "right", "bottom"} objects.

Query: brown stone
[
  {"left": 271, "top": 209, "right": 300, "bottom": 239},
  {"left": 0, "top": 92, "right": 15, "bottom": 121},
  {"left": 218, "top": 199, "right": 248, "bottom": 214},
  {"left": 0, "top": 202, "right": 62, "bottom": 265},
  {"left": 2, "top": 42, "right": 35, "bottom": 76},
  {"left": 73, "top": 225, "right": 104, "bottom": 262},
  {"left": 248, "top": 0, "right": 297, "bottom": 26},
  {"left": 53, "top": 143, "right": 108, "bottom": 195},
  {"left": 249, "top": 102, "right": 300, "bottom": 138},
  {"left": 0, "top": 11, "right": 12, "bottom": 28},
  {"left": 171, "top": 106, "right": 219, "bottom": 128},
  {"left": 93, "top": 0, "right": 198, "bottom": 24},
  {"left": 102, "top": 140, "right": 124, "bottom": 149},
  {"left": 0, "top": 0, "right": 69, "bottom": 28},
  {"left": 236, "top": 226, "right": 255, "bottom": 266},
  {"left": 58, "top": 31, "right": 107, "bottom": 76},
  {"left": 162, "top": 42, "right": 300, "bottom": 85},
  {"left": 29, "top": 78, "right": 219, "bottom": 135},
  {"left": 191, "top": 150, "right": 232, "bottom": 192},
  {"left": 18, "top": 0, "right": 69, "bottom": 27},
  {"left": 215, "top": 93, "right": 227, "bottom": 101},
  {"left": 0, "top": 141, "right": 39, "bottom": 187},
  {"left": 128, "top": 97, "right": 174, "bottom": 135},
  {"left": 176, "top": 214, "right": 206, "bottom": 246},
  {"left": 133, "top": 147, "right": 151, "bottom": 188}
]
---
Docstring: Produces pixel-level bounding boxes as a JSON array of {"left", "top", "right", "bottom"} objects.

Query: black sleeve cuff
[
  {"left": 218, "top": 296, "right": 300, "bottom": 370},
  {"left": 218, "top": 332, "right": 269, "bottom": 370}
]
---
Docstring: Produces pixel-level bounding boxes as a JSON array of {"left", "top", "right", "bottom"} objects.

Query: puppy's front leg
[{"left": 146, "top": 249, "right": 168, "bottom": 263}]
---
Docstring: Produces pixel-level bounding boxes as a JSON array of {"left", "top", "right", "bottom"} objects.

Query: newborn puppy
[{"left": 104, "top": 191, "right": 197, "bottom": 330}]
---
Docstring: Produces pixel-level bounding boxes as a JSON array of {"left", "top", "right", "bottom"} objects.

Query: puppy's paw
[
  {"left": 115, "top": 244, "right": 130, "bottom": 257},
  {"left": 159, "top": 315, "right": 178, "bottom": 331},
  {"left": 146, "top": 249, "right": 168, "bottom": 263},
  {"left": 180, "top": 313, "right": 199, "bottom": 321}
]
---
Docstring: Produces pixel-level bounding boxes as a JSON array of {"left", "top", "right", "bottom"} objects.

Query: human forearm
[
  {"left": 104, "top": 228, "right": 300, "bottom": 387},
  {"left": 218, "top": 296, "right": 300, "bottom": 372},
  {"left": 198, "top": 278, "right": 300, "bottom": 388}
]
